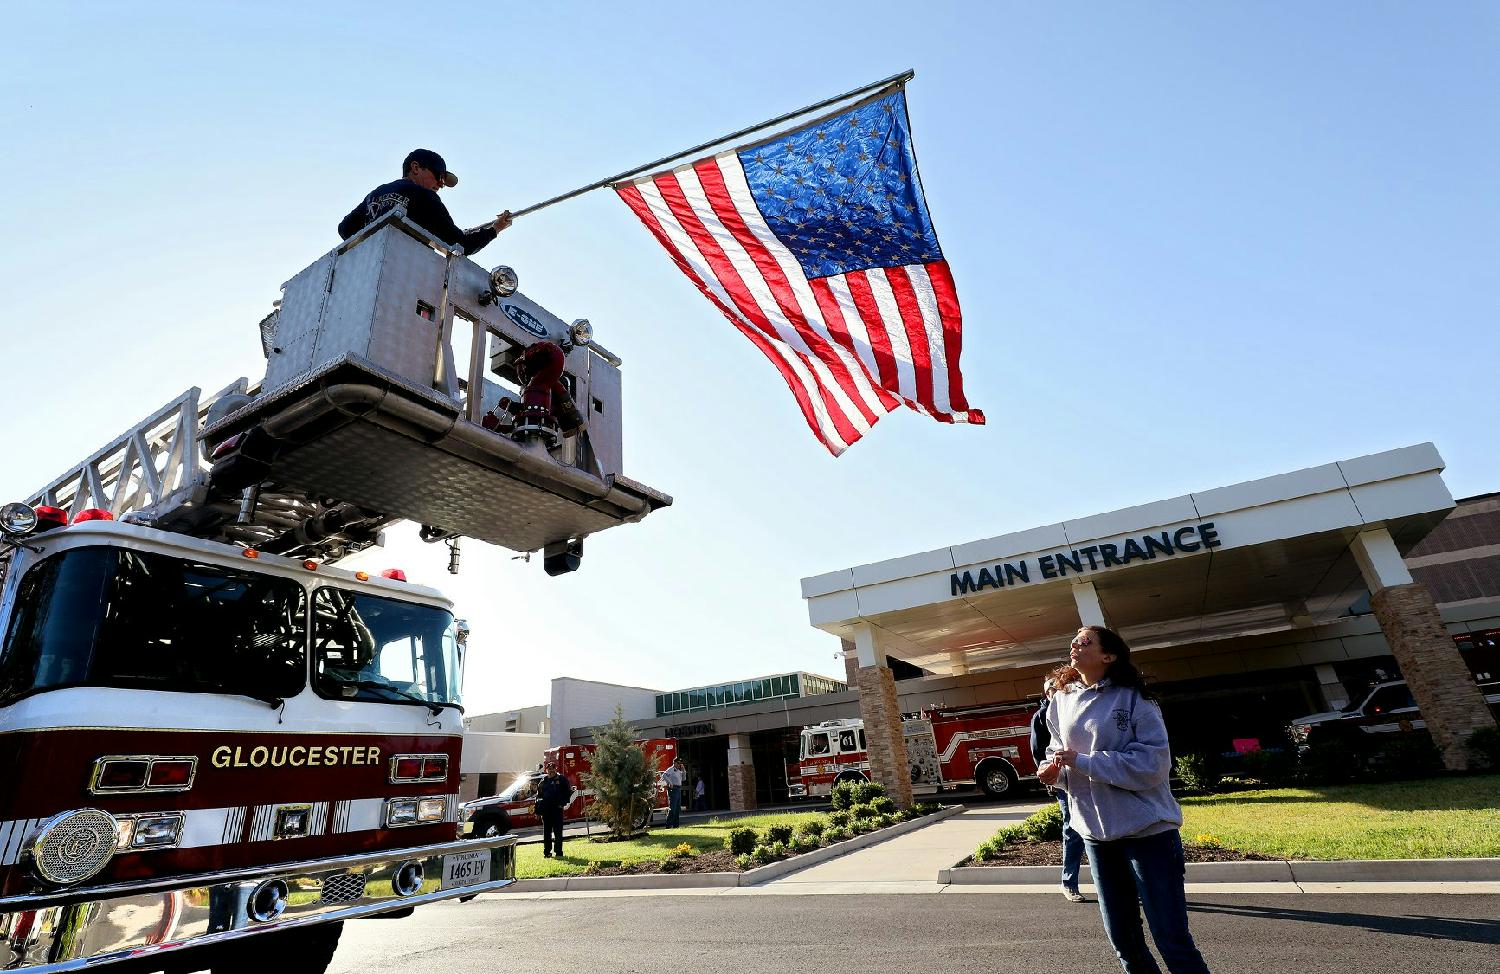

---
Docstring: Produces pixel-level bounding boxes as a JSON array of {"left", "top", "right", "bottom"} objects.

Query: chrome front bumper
[{"left": 0, "top": 835, "right": 517, "bottom": 973}]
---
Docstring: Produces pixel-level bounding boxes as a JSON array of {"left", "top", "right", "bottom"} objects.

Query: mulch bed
[
  {"left": 965, "top": 840, "right": 1277, "bottom": 867},
  {"left": 575, "top": 850, "right": 740, "bottom": 876}
]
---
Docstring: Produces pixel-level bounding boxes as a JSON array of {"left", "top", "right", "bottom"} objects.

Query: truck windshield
[
  {"left": 0, "top": 546, "right": 306, "bottom": 705},
  {"left": 498, "top": 774, "right": 540, "bottom": 801},
  {"left": 312, "top": 587, "right": 462, "bottom": 708}
]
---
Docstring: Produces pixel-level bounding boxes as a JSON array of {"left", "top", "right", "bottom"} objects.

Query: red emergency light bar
[
  {"left": 381, "top": 569, "right": 407, "bottom": 582},
  {"left": 73, "top": 508, "right": 114, "bottom": 523},
  {"left": 33, "top": 506, "right": 69, "bottom": 531}
]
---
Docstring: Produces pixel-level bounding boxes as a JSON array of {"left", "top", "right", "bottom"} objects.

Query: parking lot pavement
[{"left": 331, "top": 890, "right": 1500, "bottom": 974}]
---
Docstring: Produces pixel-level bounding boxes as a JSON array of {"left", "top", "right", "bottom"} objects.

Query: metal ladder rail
[{"left": 28, "top": 379, "right": 250, "bottom": 522}]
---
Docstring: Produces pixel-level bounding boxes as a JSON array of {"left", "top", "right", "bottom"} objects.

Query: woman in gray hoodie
[{"left": 1038, "top": 625, "right": 1212, "bottom": 974}]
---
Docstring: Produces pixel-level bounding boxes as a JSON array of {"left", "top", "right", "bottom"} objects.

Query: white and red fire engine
[
  {"left": 789, "top": 701, "right": 1040, "bottom": 800},
  {"left": 462, "top": 739, "right": 676, "bottom": 836},
  {"left": 0, "top": 210, "right": 669, "bottom": 974}
]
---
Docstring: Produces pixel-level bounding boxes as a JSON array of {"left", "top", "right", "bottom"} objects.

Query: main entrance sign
[{"left": 951, "top": 522, "right": 1223, "bottom": 597}]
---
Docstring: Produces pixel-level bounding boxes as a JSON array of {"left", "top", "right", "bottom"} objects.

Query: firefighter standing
[
  {"left": 535, "top": 760, "right": 574, "bottom": 858},
  {"left": 661, "top": 758, "right": 686, "bottom": 827},
  {"left": 338, "top": 148, "right": 513, "bottom": 255}
]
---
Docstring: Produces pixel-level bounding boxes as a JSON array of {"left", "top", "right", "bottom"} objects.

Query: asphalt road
[{"left": 330, "top": 891, "right": 1500, "bottom": 974}]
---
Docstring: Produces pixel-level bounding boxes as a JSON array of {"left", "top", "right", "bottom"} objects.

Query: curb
[
  {"left": 937, "top": 857, "right": 1500, "bottom": 885},
  {"left": 503, "top": 805, "right": 963, "bottom": 893}
]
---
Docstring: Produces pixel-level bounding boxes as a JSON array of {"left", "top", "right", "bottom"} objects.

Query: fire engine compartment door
[{"left": 903, "top": 718, "right": 941, "bottom": 787}]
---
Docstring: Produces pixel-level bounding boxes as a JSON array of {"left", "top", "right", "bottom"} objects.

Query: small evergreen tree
[{"left": 581, "top": 707, "right": 660, "bottom": 838}]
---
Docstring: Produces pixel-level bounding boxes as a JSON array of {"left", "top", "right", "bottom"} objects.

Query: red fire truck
[
  {"left": 462, "top": 739, "right": 675, "bottom": 836},
  {"left": 0, "top": 211, "right": 669, "bottom": 974},
  {"left": 789, "top": 701, "right": 1040, "bottom": 800}
]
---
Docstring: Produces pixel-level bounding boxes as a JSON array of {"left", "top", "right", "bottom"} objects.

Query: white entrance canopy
[{"left": 801, "top": 444, "right": 1454, "bottom": 674}]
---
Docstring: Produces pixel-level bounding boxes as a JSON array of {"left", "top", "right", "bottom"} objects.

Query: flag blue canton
[{"left": 737, "top": 91, "right": 943, "bottom": 280}]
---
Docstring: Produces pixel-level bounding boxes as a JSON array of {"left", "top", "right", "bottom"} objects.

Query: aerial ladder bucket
[{"left": 29, "top": 212, "right": 670, "bottom": 572}]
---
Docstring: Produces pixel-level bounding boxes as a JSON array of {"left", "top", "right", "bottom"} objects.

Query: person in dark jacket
[
  {"left": 1032, "top": 664, "right": 1085, "bottom": 902},
  {"left": 535, "top": 760, "right": 574, "bottom": 858},
  {"left": 338, "top": 148, "right": 512, "bottom": 255}
]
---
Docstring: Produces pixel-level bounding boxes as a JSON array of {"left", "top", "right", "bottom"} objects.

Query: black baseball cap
[{"left": 404, "top": 148, "right": 458, "bottom": 188}]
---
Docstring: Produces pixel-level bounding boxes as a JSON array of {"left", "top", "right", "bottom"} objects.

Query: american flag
[{"left": 616, "top": 88, "right": 984, "bottom": 455}]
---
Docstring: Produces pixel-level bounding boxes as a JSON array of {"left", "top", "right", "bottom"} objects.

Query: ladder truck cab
[
  {"left": 0, "top": 211, "right": 670, "bottom": 974},
  {"left": 789, "top": 700, "right": 1040, "bottom": 801},
  {"left": 461, "top": 739, "right": 676, "bottom": 837}
]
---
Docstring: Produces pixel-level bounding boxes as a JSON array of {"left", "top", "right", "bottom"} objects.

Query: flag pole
[{"left": 508, "top": 69, "right": 915, "bottom": 219}]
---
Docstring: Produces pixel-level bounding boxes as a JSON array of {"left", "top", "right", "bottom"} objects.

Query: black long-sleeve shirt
[
  {"left": 337, "top": 178, "right": 498, "bottom": 255},
  {"left": 535, "top": 773, "right": 575, "bottom": 812}
]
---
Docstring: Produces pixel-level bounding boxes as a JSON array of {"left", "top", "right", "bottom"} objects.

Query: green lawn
[
  {"left": 1180, "top": 774, "right": 1500, "bottom": 860},
  {"left": 516, "top": 812, "right": 828, "bottom": 878}
]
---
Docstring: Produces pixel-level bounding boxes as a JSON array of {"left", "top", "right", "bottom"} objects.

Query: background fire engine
[
  {"left": 462, "top": 739, "right": 676, "bottom": 837},
  {"left": 790, "top": 701, "right": 1040, "bottom": 800},
  {"left": 0, "top": 210, "right": 669, "bottom": 974}
]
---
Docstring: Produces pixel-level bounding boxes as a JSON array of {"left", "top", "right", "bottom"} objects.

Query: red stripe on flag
[
  {"left": 840, "top": 272, "right": 900, "bottom": 393},
  {"left": 883, "top": 265, "right": 936, "bottom": 414},
  {"left": 615, "top": 183, "right": 845, "bottom": 454},
  {"left": 924, "top": 260, "right": 984, "bottom": 423},
  {"left": 649, "top": 174, "right": 860, "bottom": 450},
  {"left": 692, "top": 160, "right": 882, "bottom": 427},
  {"left": 808, "top": 278, "right": 900, "bottom": 411}
]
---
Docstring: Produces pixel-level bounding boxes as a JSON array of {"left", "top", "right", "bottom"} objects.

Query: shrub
[
  {"left": 872, "top": 813, "right": 894, "bottom": 829},
  {"left": 910, "top": 802, "right": 940, "bottom": 817},
  {"left": 1235, "top": 748, "right": 1296, "bottom": 787},
  {"left": 668, "top": 842, "right": 693, "bottom": 858},
  {"left": 870, "top": 796, "right": 897, "bottom": 816},
  {"left": 856, "top": 781, "right": 888, "bottom": 804},
  {"left": 767, "top": 841, "right": 788, "bottom": 859},
  {"left": 1020, "top": 803, "right": 1063, "bottom": 842},
  {"left": 764, "top": 824, "right": 795, "bottom": 845},
  {"left": 1370, "top": 734, "right": 1443, "bottom": 780},
  {"left": 751, "top": 844, "right": 776, "bottom": 864},
  {"left": 658, "top": 857, "right": 681, "bottom": 872},
  {"left": 974, "top": 837, "right": 1002, "bottom": 861},
  {"left": 823, "top": 826, "right": 852, "bottom": 843},
  {"left": 734, "top": 853, "right": 754, "bottom": 870},
  {"left": 830, "top": 780, "right": 861, "bottom": 810},
  {"left": 1298, "top": 736, "right": 1361, "bottom": 785},
  {"left": 798, "top": 819, "right": 826, "bottom": 838},
  {"left": 1174, "top": 752, "right": 1219, "bottom": 792},
  {"left": 827, "top": 810, "right": 851, "bottom": 829},
  {"left": 994, "top": 824, "right": 1026, "bottom": 845},
  {"left": 726, "top": 827, "right": 759, "bottom": 856},
  {"left": 1470, "top": 726, "right": 1500, "bottom": 770},
  {"left": 850, "top": 802, "right": 880, "bottom": 820},
  {"left": 789, "top": 835, "right": 818, "bottom": 854}
]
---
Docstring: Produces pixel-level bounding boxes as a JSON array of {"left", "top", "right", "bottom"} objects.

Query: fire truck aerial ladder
[{"left": 0, "top": 211, "right": 670, "bottom": 974}]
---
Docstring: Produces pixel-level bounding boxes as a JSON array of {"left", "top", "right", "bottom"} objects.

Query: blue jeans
[
  {"left": 1058, "top": 793, "right": 1085, "bottom": 891},
  {"left": 666, "top": 786, "right": 682, "bottom": 826},
  {"left": 1083, "top": 829, "right": 1212, "bottom": 974}
]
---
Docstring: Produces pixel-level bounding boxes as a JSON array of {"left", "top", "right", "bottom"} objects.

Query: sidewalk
[{"left": 760, "top": 802, "right": 1044, "bottom": 884}]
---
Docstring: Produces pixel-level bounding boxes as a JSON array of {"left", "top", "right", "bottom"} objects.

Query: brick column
[
  {"left": 840, "top": 639, "right": 860, "bottom": 684},
  {"left": 726, "top": 734, "right": 757, "bottom": 811},
  {"left": 1371, "top": 583, "right": 1497, "bottom": 769},
  {"left": 854, "top": 663, "right": 914, "bottom": 808}
]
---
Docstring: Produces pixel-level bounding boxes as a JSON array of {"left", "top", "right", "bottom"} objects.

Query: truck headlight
[
  {"left": 386, "top": 797, "right": 447, "bottom": 827},
  {"left": 131, "top": 813, "right": 184, "bottom": 848},
  {"left": 386, "top": 799, "right": 418, "bottom": 827}
]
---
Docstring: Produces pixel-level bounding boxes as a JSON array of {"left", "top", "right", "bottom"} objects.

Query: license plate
[{"left": 441, "top": 850, "right": 491, "bottom": 889}]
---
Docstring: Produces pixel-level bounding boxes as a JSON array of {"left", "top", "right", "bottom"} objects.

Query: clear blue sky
[{"left": 3, "top": 2, "right": 1496, "bottom": 716}]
